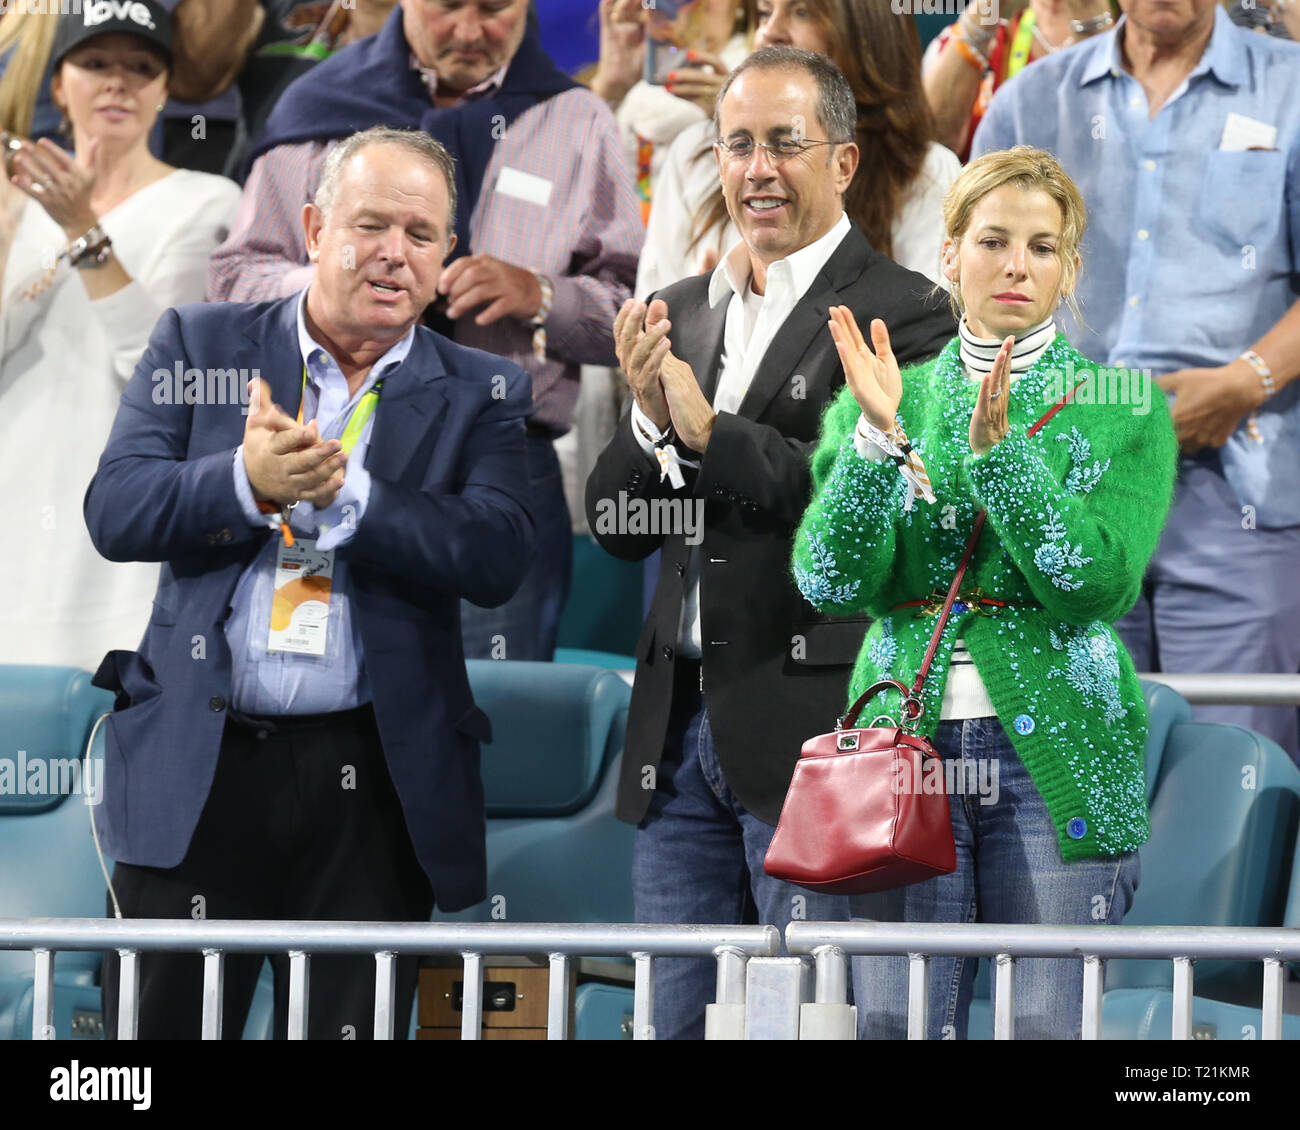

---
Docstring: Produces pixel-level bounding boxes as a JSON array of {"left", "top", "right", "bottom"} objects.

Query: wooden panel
[
  {"left": 418, "top": 1027, "right": 548, "bottom": 1041},
  {"left": 419, "top": 965, "right": 568, "bottom": 1030}
]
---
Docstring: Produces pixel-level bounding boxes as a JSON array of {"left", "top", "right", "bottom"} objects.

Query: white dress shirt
[{"left": 633, "top": 212, "right": 852, "bottom": 656}]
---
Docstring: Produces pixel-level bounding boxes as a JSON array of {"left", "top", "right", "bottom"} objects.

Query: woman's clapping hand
[
  {"left": 969, "top": 335, "right": 1013, "bottom": 456},
  {"left": 828, "top": 305, "right": 902, "bottom": 432}
]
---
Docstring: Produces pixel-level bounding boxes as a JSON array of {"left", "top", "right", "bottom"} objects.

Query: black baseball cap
[{"left": 52, "top": 0, "right": 173, "bottom": 71}]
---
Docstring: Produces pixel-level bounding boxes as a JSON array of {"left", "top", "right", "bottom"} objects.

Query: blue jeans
[
  {"left": 633, "top": 669, "right": 856, "bottom": 1040},
  {"left": 850, "top": 717, "right": 1140, "bottom": 1040},
  {"left": 460, "top": 434, "right": 572, "bottom": 661}
]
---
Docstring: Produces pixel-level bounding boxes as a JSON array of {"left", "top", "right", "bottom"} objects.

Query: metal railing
[
  {"left": 784, "top": 922, "right": 1300, "bottom": 1040},
  {"left": 0, "top": 918, "right": 780, "bottom": 1041},
  {"left": 1138, "top": 673, "right": 1300, "bottom": 706}
]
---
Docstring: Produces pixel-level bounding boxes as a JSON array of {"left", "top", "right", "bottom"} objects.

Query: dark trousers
[{"left": 102, "top": 706, "right": 434, "bottom": 1040}]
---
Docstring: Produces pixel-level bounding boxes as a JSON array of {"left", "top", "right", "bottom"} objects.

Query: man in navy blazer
[{"left": 84, "top": 127, "right": 533, "bottom": 1039}]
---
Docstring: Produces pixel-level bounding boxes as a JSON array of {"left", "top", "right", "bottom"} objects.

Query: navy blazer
[{"left": 84, "top": 294, "right": 535, "bottom": 911}]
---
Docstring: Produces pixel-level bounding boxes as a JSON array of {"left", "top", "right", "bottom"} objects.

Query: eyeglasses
[{"left": 714, "top": 136, "right": 845, "bottom": 163}]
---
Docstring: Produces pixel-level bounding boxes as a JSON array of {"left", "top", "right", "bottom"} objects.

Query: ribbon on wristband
[
  {"left": 636, "top": 413, "right": 700, "bottom": 490},
  {"left": 654, "top": 438, "right": 700, "bottom": 490},
  {"left": 856, "top": 415, "right": 936, "bottom": 511}
]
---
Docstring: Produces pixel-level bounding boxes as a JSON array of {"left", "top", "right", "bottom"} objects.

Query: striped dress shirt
[{"left": 207, "top": 66, "right": 644, "bottom": 435}]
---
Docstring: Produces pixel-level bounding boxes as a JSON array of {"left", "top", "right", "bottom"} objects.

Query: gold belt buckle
[{"left": 914, "top": 585, "right": 996, "bottom": 618}]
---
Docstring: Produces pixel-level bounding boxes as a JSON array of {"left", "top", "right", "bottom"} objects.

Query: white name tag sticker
[
  {"left": 495, "top": 166, "right": 553, "bottom": 207},
  {"left": 268, "top": 539, "right": 334, "bottom": 656},
  {"left": 1219, "top": 112, "right": 1278, "bottom": 151}
]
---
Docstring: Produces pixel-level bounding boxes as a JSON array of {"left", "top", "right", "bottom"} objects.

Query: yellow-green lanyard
[
  {"left": 297, "top": 363, "right": 383, "bottom": 456},
  {"left": 1006, "top": 9, "right": 1036, "bottom": 82}
]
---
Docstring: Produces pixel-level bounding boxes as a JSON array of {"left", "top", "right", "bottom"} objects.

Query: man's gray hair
[
  {"left": 314, "top": 126, "right": 459, "bottom": 236},
  {"left": 713, "top": 46, "right": 856, "bottom": 145}
]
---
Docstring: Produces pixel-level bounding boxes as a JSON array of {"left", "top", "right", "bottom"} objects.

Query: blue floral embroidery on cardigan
[
  {"left": 1047, "top": 624, "right": 1127, "bottom": 724},
  {"left": 795, "top": 530, "right": 861, "bottom": 606},
  {"left": 1034, "top": 502, "right": 1093, "bottom": 591},
  {"left": 867, "top": 616, "right": 897, "bottom": 671},
  {"left": 1056, "top": 427, "right": 1111, "bottom": 495}
]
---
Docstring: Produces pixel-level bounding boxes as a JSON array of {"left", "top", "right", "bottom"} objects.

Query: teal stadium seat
[
  {"left": 430, "top": 660, "right": 636, "bottom": 1038},
  {"left": 0, "top": 666, "right": 114, "bottom": 1040},
  {"left": 555, "top": 534, "right": 644, "bottom": 658},
  {"left": 435, "top": 661, "right": 634, "bottom": 923},
  {"left": 968, "top": 680, "right": 1300, "bottom": 1039},
  {"left": 1099, "top": 707, "right": 1300, "bottom": 1039}
]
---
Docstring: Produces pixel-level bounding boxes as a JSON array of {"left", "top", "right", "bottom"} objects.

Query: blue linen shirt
[
  {"left": 972, "top": 8, "right": 1300, "bottom": 527},
  {"left": 224, "top": 288, "right": 415, "bottom": 714}
]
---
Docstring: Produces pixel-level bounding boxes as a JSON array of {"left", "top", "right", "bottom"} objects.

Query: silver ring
[
  {"left": 988, "top": 389, "right": 1002, "bottom": 400},
  {"left": 30, "top": 180, "right": 46, "bottom": 195}
]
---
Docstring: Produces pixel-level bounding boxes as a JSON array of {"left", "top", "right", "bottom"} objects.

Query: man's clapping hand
[
  {"left": 242, "top": 379, "right": 347, "bottom": 510},
  {"left": 614, "top": 297, "right": 674, "bottom": 432}
]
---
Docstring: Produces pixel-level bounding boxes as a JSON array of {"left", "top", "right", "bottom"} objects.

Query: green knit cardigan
[{"left": 792, "top": 334, "right": 1177, "bottom": 860}]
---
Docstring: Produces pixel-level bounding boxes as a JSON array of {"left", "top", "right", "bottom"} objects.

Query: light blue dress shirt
[
  {"left": 972, "top": 8, "right": 1300, "bottom": 527},
  {"left": 225, "top": 288, "right": 415, "bottom": 714}
]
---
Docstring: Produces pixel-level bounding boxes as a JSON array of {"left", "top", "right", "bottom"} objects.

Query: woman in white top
[
  {"left": 638, "top": 0, "right": 961, "bottom": 295},
  {"left": 0, "top": 3, "right": 240, "bottom": 669}
]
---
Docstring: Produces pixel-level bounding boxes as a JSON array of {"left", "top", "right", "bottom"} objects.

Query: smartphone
[
  {"left": 643, "top": 0, "right": 692, "bottom": 86},
  {"left": 645, "top": 40, "right": 689, "bottom": 85}
]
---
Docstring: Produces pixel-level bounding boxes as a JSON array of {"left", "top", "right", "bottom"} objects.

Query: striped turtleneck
[{"left": 958, "top": 315, "right": 1056, "bottom": 378}]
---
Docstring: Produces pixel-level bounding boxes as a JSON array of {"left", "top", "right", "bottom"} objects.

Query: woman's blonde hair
[
  {"left": 0, "top": 11, "right": 59, "bottom": 139},
  {"left": 941, "top": 145, "right": 1087, "bottom": 325}
]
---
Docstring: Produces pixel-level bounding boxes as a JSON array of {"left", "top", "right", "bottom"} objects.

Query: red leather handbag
[{"left": 763, "top": 511, "right": 987, "bottom": 895}]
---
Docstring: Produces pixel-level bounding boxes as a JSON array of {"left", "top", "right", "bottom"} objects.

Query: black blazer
[{"left": 585, "top": 224, "right": 956, "bottom": 826}]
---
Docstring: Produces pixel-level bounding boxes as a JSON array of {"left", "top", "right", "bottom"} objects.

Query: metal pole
[
  {"left": 795, "top": 946, "right": 854, "bottom": 1040},
  {"left": 547, "top": 953, "right": 570, "bottom": 1041},
  {"left": 373, "top": 951, "right": 396, "bottom": 1040},
  {"left": 906, "top": 953, "right": 929, "bottom": 1040},
  {"left": 1137, "top": 673, "right": 1300, "bottom": 706},
  {"left": 632, "top": 952, "right": 655, "bottom": 1040},
  {"left": 714, "top": 945, "right": 747, "bottom": 1005},
  {"left": 0, "top": 917, "right": 785, "bottom": 957},
  {"left": 117, "top": 949, "right": 139, "bottom": 1041},
  {"left": 993, "top": 953, "right": 1015, "bottom": 1040},
  {"left": 460, "top": 952, "right": 483, "bottom": 1041},
  {"left": 201, "top": 949, "right": 224, "bottom": 1040},
  {"left": 31, "top": 948, "right": 54, "bottom": 1040},
  {"left": 812, "top": 945, "right": 848, "bottom": 1003},
  {"left": 1081, "top": 955, "right": 1103, "bottom": 1041},
  {"left": 1171, "top": 956, "right": 1194, "bottom": 1040},
  {"left": 287, "top": 950, "right": 310, "bottom": 1040},
  {"left": 1261, "top": 957, "right": 1284, "bottom": 1041},
  {"left": 704, "top": 945, "right": 747, "bottom": 1040}
]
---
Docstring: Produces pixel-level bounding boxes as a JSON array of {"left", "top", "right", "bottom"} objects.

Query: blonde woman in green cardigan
[{"left": 792, "top": 146, "right": 1177, "bottom": 1039}]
